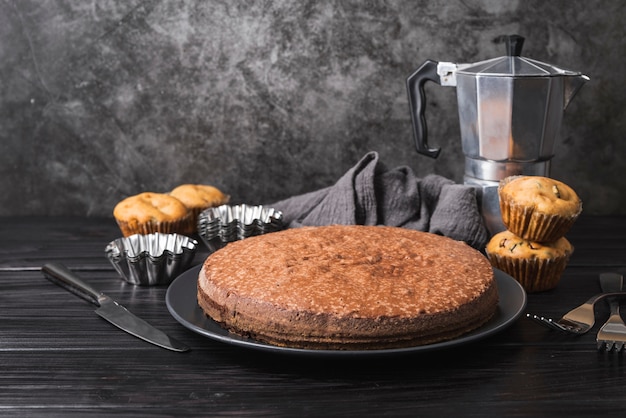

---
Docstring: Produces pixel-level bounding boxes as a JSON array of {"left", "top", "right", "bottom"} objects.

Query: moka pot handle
[{"left": 406, "top": 59, "right": 443, "bottom": 158}]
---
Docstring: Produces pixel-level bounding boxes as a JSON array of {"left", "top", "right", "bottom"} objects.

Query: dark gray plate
[{"left": 166, "top": 265, "right": 526, "bottom": 356}]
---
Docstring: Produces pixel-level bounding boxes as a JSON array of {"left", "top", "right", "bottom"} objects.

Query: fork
[
  {"left": 596, "top": 273, "right": 626, "bottom": 351},
  {"left": 526, "top": 290, "right": 626, "bottom": 335}
]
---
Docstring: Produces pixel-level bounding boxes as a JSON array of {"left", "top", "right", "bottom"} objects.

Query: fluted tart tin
[
  {"left": 197, "top": 204, "right": 284, "bottom": 252},
  {"left": 105, "top": 233, "right": 199, "bottom": 286}
]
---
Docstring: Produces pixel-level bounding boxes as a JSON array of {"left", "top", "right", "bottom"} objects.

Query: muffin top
[
  {"left": 113, "top": 192, "right": 189, "bottom": 223},
  {"left": 499, "top": 176, "right": 582, "bottom": 216},
  {"left": 169, "top": 184, "right": 229, "bottom": 210},
  {"left": 486, "top": 230, "right": 573, "bottom": 260}
]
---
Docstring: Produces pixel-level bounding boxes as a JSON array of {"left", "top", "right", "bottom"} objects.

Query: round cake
[{"left": 197, "top": 225, "right": 498, "bottom": 350}]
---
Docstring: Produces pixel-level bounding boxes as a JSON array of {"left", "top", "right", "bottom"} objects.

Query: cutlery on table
[
  {"left": 526, "top": 291, "right": 626, "bottom": 335},
  {"left": 596, "top": 272, "right": 626, "bottom": 352},
  {"left": 41, "top": 263, "right": 190, "bottom": 352}
]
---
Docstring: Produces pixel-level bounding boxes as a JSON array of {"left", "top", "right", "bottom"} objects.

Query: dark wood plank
[
  {"left": 1, "top": 216, "right": 626, "bottom": 416},
  {"left": 0, "top": 216, "right": 211, "bottom": 270}
]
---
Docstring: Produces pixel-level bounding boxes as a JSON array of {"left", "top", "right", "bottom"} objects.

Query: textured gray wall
[{"left": 1, "top": 0, "right": 624, "bottom": 217}]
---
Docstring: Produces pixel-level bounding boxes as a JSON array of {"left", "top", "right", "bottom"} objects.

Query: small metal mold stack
[{"left": 197, "top": 204, "right": 284, "bottom": 253}]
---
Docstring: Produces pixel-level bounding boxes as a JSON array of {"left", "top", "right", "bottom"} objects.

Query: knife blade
[{"left": 41, "top": 262, "right": 190, "bottom": 352}]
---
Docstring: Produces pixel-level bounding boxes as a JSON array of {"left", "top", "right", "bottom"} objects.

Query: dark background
[{"left": 2, "top": 0, "right": 624, "bottom": 217}]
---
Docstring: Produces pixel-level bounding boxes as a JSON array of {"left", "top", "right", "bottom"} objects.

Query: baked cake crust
[{"left": 197, "top": 225, "right": 498, "bottom": 350}]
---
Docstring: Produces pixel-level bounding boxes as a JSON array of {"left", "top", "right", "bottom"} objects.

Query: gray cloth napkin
[{"left": 269, "top": 151, "right": 489, "bottom": 249}]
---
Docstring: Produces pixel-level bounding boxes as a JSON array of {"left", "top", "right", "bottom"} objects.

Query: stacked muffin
[
  {"left": 113, "top": 184, "right": 230, "bottom": 237},
  {"left": 485, "top": 176, "right": 582, "bottom": 293}
]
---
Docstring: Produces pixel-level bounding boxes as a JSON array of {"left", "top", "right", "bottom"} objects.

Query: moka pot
[{"left": 406, "top": 35, "right": 589, "bottom": 234}]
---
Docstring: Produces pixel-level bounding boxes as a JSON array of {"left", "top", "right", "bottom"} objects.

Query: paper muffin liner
[
  {"left": 180, "top": 209, "right": 203, "bottom": 235},
  {"left": 177, "top": 195, "right": 232, "bottom": 235},
  {"left": 486, "top": 250, "right": 572, "bottom": 293},
  {"left": 197, "top": 204, "right": 284, "bottom": 252},
  {"left": 498, "top": 176, "right": 581, "bottom": 242},
  {"left": 499, "top": 199, "right": 579, "bottom": 243},
  {"left": 115, "top": 212, "right": 194, "bottom": 238},
  {"left": 105, "top": 233, "right": 199, "bottom": 286},
  {"left": 183, "top": 206, "right": 221, "bottom": 235}
]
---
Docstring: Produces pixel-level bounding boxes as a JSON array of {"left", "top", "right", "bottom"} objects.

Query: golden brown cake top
[
  {"left": 201, "top": 225, "right": 495, "bottom": 318},
  {"left": 499, "top": 176, "right": 582, "bottom": 215},
  {"left": 486, "top": 230, "right": 573, "bottom": 260},
  {"left": 113, "top": 192, "right": 188, "bottom": 223}
]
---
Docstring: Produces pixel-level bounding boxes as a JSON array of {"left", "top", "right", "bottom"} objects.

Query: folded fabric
[{"left": 268, "top": 151, "right": 489, "bottom": 249}]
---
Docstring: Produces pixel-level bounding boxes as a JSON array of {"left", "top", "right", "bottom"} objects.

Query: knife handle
[{"left": 41, "top": 263, "right": 102, "bottom": 306}]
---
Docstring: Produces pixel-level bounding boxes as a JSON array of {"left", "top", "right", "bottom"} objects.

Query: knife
[{"left": 41, "top": 263, "right": 190, "bottom": 352}]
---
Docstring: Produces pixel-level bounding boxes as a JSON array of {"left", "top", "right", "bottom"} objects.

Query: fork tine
[
  {"left": 597, "top": 274, "right": 626, "bottom": 352},
  {"left": 527, "top": 314, "right": 570, "bottom": 332},
  {"left": 555, "top": 319, "right": 588, "bottom": 334},
  {"left": 598, "top": 340, "right": 626, "bottom": 352},
  {"left": 533, "top": 315, "right": 564, "bottom": 331}
]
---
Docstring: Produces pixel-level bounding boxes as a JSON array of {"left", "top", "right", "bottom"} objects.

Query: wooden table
[{"left": 2, "top": 216, "right": 625, "bottom": 417}]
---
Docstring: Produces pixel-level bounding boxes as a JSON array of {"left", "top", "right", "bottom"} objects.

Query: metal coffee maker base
[
  {"left": 465, "top": 176, "right": 505, "bottom": 237},
  {"left": 465, "top": 158, "right": 552, "bottom": 236}
]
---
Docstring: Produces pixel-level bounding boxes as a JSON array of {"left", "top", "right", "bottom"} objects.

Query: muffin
[
  {"left": 485, "top": 230, "right": 574, "bottom": 293},
  {"left": 113, "top": 192, "right": 192, "bottom": 237},
  {"left": 499, "top": 176, "right": 582, "bottom": 242},
  {"left": 169, "top": 184, "right": 230, "bottom": 233}
]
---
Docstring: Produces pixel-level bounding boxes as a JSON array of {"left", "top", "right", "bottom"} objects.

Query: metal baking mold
[
  {"left": 105, "top": 233, "right": 199, "bottom": 286},
  {"left": 197, "top": 204, "right": 284, "bottom": 252}
]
